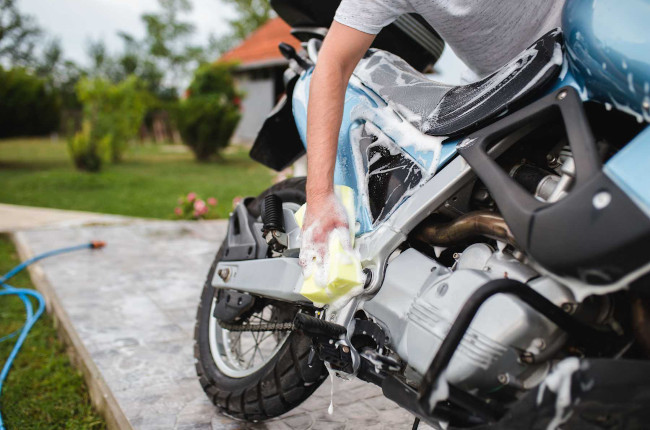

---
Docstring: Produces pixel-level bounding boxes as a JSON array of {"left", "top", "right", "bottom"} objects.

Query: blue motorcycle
[{"left": 194, "top": 0, "right": 650, "bottom": 427}]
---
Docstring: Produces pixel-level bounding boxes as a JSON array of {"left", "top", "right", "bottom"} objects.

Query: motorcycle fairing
[
  {"left": 292, "top": 29, "right": 564, "bottom": 235},
  {"left": 292, "top": 71, "right": 458, "bottom": 233},
  {"left": 605, "top": 125, "right": 650, "bottom": 218},
  {"left": 563, "top": 0, "right": 650, "bottom": 124},
  {"left": 459, "top": 86, "right": 650, "bottom": 284}
]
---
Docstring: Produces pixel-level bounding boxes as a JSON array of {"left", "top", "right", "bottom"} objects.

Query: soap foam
[
  {"left": 326, "top": 366, "right": 337, "bottom": 415},
  {"left": 299, "top": 224, "right": 351, "bottom": 289},
  {"left": 536, "top": 357, "right": 583, "bottom": 430}
]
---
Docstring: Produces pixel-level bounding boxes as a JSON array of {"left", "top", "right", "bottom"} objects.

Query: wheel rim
[
  {"left": 208, "top": 201, "right": 301, "bottom": 378},
  {"left": 208, "top": 300, "right": 291, "bottom": 378}
]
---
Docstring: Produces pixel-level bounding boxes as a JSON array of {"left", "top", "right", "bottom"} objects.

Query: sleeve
[{"left": 334, "top": 0, "right": 413, "bottom": 35}]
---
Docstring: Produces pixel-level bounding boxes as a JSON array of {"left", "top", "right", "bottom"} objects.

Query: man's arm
[{"left": 303, "top": 22, "right": 375, "bottom": 244}]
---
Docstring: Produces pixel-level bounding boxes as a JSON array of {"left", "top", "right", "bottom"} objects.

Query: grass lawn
[
  {"left": 0, "top": 234, "right": 105, "bottom": 429},
  {"left": 0, "top": 138, "right": 275, "bottom": 219}
]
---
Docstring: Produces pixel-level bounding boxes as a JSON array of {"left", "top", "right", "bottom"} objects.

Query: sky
[{"left": 19, "top": 0, "right": 236, "bottom": 66}]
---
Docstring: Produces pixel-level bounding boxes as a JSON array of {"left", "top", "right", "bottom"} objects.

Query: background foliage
[
  {"left": 67, "top": 76, "right": 148, "bottom": 171},
  {"left": 211, "top": 0, "right": 272, "bottom": 54},
  {"left": 177, "top": 62, "right": 242, "bottom": 161},
  {"left": 1, "top": 0, "right": 276, "bottom": 171},
  {"left": 0, "top": 67, "right": 61, "bottom": 138}
]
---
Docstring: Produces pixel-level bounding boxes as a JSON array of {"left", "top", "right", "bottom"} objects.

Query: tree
[
  {"left": 223, "top": 0, "right": 272, "bottom": 41},
  {"left": 0, "top": 67, "right": 60, "bottom": 137},
  {"left": 0, "top": 0, "right": 42, "bottom": 67},
  {"left": 69, "top": 75, "right": 148, "bottom": 170},
  {"left": 37, "top": 39, "right": 84, "bottom": 110},
  {"left": 210, "top": 0, "right": 272, "bottom": 55},
  {"left": 177, "top": 62, "right": 242, "bottom": 160},
  {"left": 141, "top": 0, "right": 206, "bottom": 96}
]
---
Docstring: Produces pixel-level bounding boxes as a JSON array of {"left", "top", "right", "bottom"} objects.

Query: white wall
[{"left": 233, "top": 77, "right": 275, "bottom": 143}]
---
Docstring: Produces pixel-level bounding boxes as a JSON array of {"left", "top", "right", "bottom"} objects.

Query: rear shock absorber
[{"left": 261, "top": 194, "right": 288, "bottom": 253}]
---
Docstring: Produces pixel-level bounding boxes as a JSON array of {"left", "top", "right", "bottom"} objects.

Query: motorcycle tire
[{"left": 194, "top": 177, "right": 328, "bottom": 421}]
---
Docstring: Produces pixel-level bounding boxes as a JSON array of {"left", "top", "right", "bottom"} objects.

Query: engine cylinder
[{"left": 364, "top": 246, "right": 574, "bottom": 394}]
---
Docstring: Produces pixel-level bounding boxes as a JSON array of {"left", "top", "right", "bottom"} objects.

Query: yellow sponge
[{"left": 295, "top": 186, "right": 363, "bottom": 305}]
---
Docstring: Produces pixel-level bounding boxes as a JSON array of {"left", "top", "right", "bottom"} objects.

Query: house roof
[{"left": 219, "top": 17, "right": 302, "bottom": 70}]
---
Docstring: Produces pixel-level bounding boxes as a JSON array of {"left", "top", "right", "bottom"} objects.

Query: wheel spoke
[
  {"left": 211, "top": 301, "right": 294, "bottom": 377},
  {"left": 247, "top": 330, "right": 264, "bottom": 368}
]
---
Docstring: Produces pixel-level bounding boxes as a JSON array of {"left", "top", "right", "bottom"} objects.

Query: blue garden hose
[{"left": 0, "top": 241, "right": 105, "bottom": 430}]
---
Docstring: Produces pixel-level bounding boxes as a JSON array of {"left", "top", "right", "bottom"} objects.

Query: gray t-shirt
[{"left": 334, "top": 0, "right": 565, "bottom": 76}]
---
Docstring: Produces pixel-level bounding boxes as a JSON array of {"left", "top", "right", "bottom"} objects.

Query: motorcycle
[{"left": 194, "top": 0, "right": 650, "bottom": 428}]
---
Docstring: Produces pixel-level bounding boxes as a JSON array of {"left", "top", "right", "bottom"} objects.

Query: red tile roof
[{"left": 219, "top": 18, "right": 302, "bottom": 67}]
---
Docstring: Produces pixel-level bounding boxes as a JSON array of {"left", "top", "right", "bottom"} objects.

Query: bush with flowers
[{"left": 174, "top": 192, "right": 218, "bottom": 220}]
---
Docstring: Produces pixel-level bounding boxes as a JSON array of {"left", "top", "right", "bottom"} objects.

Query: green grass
[
  {"left": 0, "top": 235, "right": 105, "bottom": 429},
  {"left": 0, "top": 138, "right": 275, "bottom": 219}
]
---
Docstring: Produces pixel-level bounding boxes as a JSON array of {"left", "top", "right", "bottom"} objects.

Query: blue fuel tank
[{"left": 563, "top": 0, "right": 650, "bottom": 122}]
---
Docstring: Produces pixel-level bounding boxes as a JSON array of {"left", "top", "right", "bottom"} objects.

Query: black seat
[{"left": 354, "top": 28, "right": 564, "bottom": 138}]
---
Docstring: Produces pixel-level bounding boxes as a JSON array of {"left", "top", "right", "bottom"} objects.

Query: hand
[{"left": 299, "top": 192, "right": 349, "bottom": 272}]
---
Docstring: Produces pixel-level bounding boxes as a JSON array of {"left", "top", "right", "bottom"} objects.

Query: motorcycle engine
[{"left": 363, "top": 244, "right": 574, "bottom": 394}]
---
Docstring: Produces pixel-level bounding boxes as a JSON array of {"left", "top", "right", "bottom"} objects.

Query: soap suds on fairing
[
  {"left": 348, "top": 117, "right": 441, "bottom": 225},
  {"left": 352, "top": 102, "right": 444, "bottom": 174},
  {"left": 353, "top": 49, "right": 452, "bottom": 133},
  {"left": 628, "top": 72, "right": 636, "bottom": 94}
]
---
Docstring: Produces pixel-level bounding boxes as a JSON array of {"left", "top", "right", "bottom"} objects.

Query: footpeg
[{"left": 293, "top": 313, "right": 347, "bottom": 338}]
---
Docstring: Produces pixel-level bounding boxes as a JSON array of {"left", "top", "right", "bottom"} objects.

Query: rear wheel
[{"left": 194, "top": 178, "right": 327, "bottom": 421}]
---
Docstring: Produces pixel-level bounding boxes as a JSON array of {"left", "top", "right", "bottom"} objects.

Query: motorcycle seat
[{"left": 354, "top": 28, "right": 564, "bottom": 138}]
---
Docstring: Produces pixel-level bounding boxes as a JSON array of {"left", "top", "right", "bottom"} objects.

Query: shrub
[
  {"left": 75, "top": 76, "right": 147, "bottom": 164},
  {"left": 0, "top": 67, "right": 61, "bottom": 138},
  {"left": 177, "top": 62, "right": 242, "bottom": 161},
  {"left": 67, "top": 122, "right": 111, "bottom": 172},
  {"left": 174, "top": 192, "right": 218, "bottom": 219}
]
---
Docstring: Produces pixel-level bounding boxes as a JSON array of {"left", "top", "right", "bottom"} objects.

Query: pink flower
[
  {"left": 232, "top": 196, "right": 243, "bottom": 208},
  {"left": 193, "top": 210, "right": 200, "bottom": 218},
  {"left": 174, "top": 207, "right": 182, "bottom": 216},
  {"left": 187, "top": 192, "right": 197, "bottom": 202},
  {"left": 194, "top": 199, "right": 207, "bottom": 214},
  {"left": 207, "top": 197, "right": 217, "bottom": 206}
]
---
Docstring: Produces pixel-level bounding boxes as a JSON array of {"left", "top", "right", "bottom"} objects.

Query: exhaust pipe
[{"left": 412, "top": 210, "right": 516, "bottom": 247}]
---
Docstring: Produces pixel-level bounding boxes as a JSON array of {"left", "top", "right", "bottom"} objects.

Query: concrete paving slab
[
  {"left": 14, "top": 220, "right": 435, "bottom": 429},
  {"left": 0, "top": 203, "right": 134, "bottom": 232}
]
